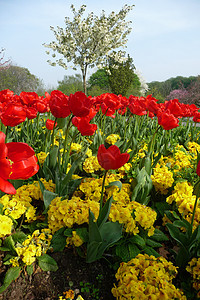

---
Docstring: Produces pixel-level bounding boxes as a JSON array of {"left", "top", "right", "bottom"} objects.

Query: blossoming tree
[{"left": 43, "top": 4, "right": 134, "bottom": 94}]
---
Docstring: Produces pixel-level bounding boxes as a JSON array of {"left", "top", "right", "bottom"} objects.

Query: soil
[{"left": 0, "top": 248, "right": 116, "bottom": 300}]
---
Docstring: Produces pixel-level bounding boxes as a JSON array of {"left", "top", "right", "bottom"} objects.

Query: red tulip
[
  {"left": 26, "top": 107, "right": 38, "bottom": 120},
  {"left": 196, "top": 160, "right": 200, "bottom": 177},
  {"left": 165, "top": 99, "right": 184, "bottom": 118},
  {"left": 72, "top": 117, "right": 97, "bottom": 136},
  {"left": 49, "top": 90, "right": 71, "bottom": 118},
  {"left": 97, "top": 144, "right": 130, "bottom": 170},
  {"left": 0, "top": 132, "right": 39, "bottom": 194},
  {"left": 158, "top": 110, "right": 179, "bottom": 130},
  {"left": 46, "top": 119, "right": 57, "bottom": 130},
  {"left": 0, "top": 103, "right": 26, "bottom": 126},
  {"left": 69, "top": 91, "right": 92, "bottom": 117}
]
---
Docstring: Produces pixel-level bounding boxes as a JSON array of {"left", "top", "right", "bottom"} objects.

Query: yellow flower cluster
[
  {"left": 0, "top": 215, "right": 13, "bottom": 238},
  {"left": 66, "top": 231, "right": 84, "bottom": 248},
  {"left": 186, "top": 257, "right": 200, "bottom": 297},
  {"left": 37, "top": 151, "right": 48, "bottom": 166},
  {"left": 112, "top": 253, "right": 186, "bottom": 299},
  {"left": 166, "top": 181, "right": 200, "bottom": 230},
  {"left": 131, "top": 143, "right": 148, "bottom": 163},
  {"left": 105, "top": 134, "right": 121, "bottom": 145},
  {"left": 151, "top": 163, "right": 174, "bottom": 194},
  {"left": 58, "top": 291, "right": 84, "bottom": 300},
  {"left": 48, "top": 196, "right": 99, "bottom": 234},
  {"left": 77, "top": 177, "right": 157, "bottom": 236},
  {"left": 83, "top": 156, "right": 102, "bottom": 173},
  {"left": 109, "top": 202, "right": 156, "bottom": 236},
  {"left": 70, "top": 142, "right": 82, "bottom": 153},
  {"left": 118, "top": 163, "right": 132, "bottom": 177},
  {"left": 187, "top": 141, "right": 200, "bottom": 156},
  {"left": 157, "top": 144, "right": 196, "bottom": 177},
  {"left": 13, "top": 229, "right": 52, "bottom": 266},
  {"left": 172, "top": 145, "right": 193, "bottom": 172},
  {"left": 77, "top": 177, "right": 102, "bottom": 202},
  {"left": 0, "top": 179, "right": 55, "bottom": 222}
]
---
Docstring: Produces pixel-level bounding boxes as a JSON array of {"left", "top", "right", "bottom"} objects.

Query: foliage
[
  {"left": 43, "top": 4, "right": 134, "bottom": 94},
  {"left": 57, "top": 74, "right": 83, "bottom": 95},
  {"left": 0, "top": 64, "right": 44, "bottom": 95},
  {"left": 88, "top": 69, "right": 110, "bottom": 90},
  {"left": 148, "top": 75, "right": 199, "bottom": 102},
  {"left": 108, "top": 54, "right": 136, "bottom": 96}
]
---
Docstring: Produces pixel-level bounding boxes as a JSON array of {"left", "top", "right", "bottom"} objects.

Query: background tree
[
  {"left": 181, "top": 76, "right": 200, "bottom": 106},
  {"left": 108, "top": 54, "right": 136, "bottom": 96},
  {"left": 43, "top": 4, "right": 134, "bottom": 94},
  {"left": 88, "top": 69, "right": 110, "bottom": 90},
  {"left": 57, "top": 74, "right": 83, "bottom": 95},
  {"left": 147, "top": 75, "right": 198, "bottom": 102},
  {"left": 126, "top": 73, "right": 142, "bottom": 97},
  {"left": 0, "top": 65, "right": 44, "bottom": 95}
]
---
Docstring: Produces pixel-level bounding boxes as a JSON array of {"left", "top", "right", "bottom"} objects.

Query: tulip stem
[
  {"left": 51, "top": 117, "right": 57, "bottom": 148},
  {"left": 62, "top": 115, "right": 73, "bottom": 171},
  {"left": 100, "top": 170, "right": 108, "bottom": 211}
]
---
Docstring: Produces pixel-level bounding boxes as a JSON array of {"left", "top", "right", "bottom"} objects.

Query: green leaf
[
  {"left": 0, "top": 202, "right": 4, "bottom": 215},
  {"left": 64, "top": 228, "right": 73, "bottom": 237},
  {"left": 3, "top": 236, "right": 16, "bottom": 254},
  {"left": 143, "top": 246, "right": 160, "bottom": 257},
  {"left": 76, "top": 227, "right": 88, "bottom": 243},
  {"left": 173, "top": 219, "right": 191, "bottom": 231},
  {"left": 37, "top": 254, "right": 58, "bottom": 272},
  {"left": 62, "top": 154, "right": 83, "bottom": 185},
  {"left": 51, "top": 227, "right": 66, "bottom": 252},
  {"left": 26, "top": 264, "right": 34, "bottom": 276},
  {"left": 175, "top": 246, "right": 189, "bottom": 268},
  {"left": 49, "top": 146, "right": 59, "bottom": 170},
  {"left": 11, "top": 231, "right": 27, "bottom": 244},
  {"left": 128, "top": 234, "right": 146, "bottom": 248},
  {"left": 0, "top": 267, "right": 21, "bottom": 293},
  {"left": 115, "top": 242, "right": 140, "bottom": 262},
  {"left": 105, "top": 181, "right": 122, "bottom": 192},
  {"left": 86, "top": 241, "right": 102, "bottom": 263},
  {"left": 97, "top": 196, "right": 113, "bottom": 228},
  {"left": 88, "top": 210, "right": 102, "bottom": 243},
  {"left": 146, "top": 238, "right": 163, "bottom": 248},
  {"left": 43, "top": 190, "right": 58, "bottom": 212},
  {"left": 150, "top": 228, "right": 169, "bottom": 242},
  {"left": 98, "top": 221, "right": 122, "bottom": 250},
  {"left": 60, "top": 178, "right": 82, "bottom": 198},
  {"left": 155, "top": 202, "right": 171, "bottom": 216},
  {"left": 166, "top": 223, "right": 188, "bottom": 247}
]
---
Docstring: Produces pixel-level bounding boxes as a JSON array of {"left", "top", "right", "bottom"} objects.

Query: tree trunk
[{"left": 82, "top": 67, "right": 87, "bottom": 95}]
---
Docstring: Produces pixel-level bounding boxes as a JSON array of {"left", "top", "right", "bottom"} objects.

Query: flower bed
[{"left": 1, "top": 89, "right": 200, "bottom": 299}]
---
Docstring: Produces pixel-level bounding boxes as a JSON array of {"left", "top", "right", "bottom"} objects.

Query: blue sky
[{"left": 1, "top": 0, "right": 200, "bottom": 88}]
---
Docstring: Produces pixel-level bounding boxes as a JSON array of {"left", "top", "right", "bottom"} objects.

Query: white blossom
[{"left": 43, "top": 4, "right": 134, "bottom": 93}]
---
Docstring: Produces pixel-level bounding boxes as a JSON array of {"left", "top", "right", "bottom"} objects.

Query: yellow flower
[
  {"left": 0, "top": 215, "right": 13, "bottom": 238},
  {"left": 83, "top": 156, "right": 102, "bottom": 173},
  {"left": 112, "top": 254, "right": 186, "bottom": 299},
  {"left": 37, "top": 151, "right": 48, "bottom": 166},
  {"left": 105, "top": 134, "right": 121, "bottom": 145},
  {"left": 151, "top": 163, "right": 174, "bottom": 194}
]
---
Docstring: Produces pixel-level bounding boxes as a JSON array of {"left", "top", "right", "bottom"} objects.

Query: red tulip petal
[
  {"left": 108, "top": 145, "right": 121, "bottom": 157},
  {"left": 0, "top": 132, "right": 7, "bottom": 159},
  {"left": 10, "top": 157, "right": 39, "bottom": 180},
  {"left": 6, "top": 142, "right": 35, "bottom": 161},
  {"left": 0, "top": 158, "right": 12, "bottom": 179},
  {"left": 0, "top": 176, "right": 16, "bottom": 194}
]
